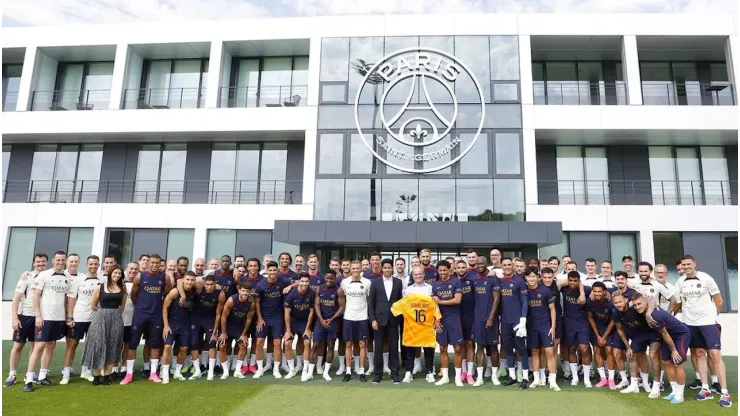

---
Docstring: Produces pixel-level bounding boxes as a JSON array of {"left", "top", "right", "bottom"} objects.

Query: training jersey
[
  {"left": 498, "top": 275, "right": 528, "bottom": 324},
  {"left": 455, "top": 273, "right": 475, "bottom": 318},
  {"left": 600, "top": 279, "right": 618, "bottom": 293},
  {"left": 34, "top": 269, "right": 71, "bottom": 321},
  {"left": 581, "top": 275, "right": 602, "bottom": 287},
  {"left": 674, "top": 272, "right": 720, "bottom": 326},
  {"left": 168, "top": 291, "right": 194, "bottom": 326},
  {"left": 561, "top": 285, "right": 589, "bottom": 330},
  {"left": 242, "top": 274, "right": 265, "bottom": 291},
  {"left": 277, "top": 269, "right": 299, "bottom": 282},
  {"left": 284, "top": 288, "right": 314, "bottom": 323},
  {"left": 194, "top": 288, "right": 220, "bottom": 319},
  {"left": 649, "top": 308, "right": 690, "bottom": 338},
  {"left": 226, "top": 294, "right": 253, "bottom": 329},
  {"left": 317, "top": 286, "right": 340, "bottom": 320},
  {"left": 391, "top": 293, "right": 442, "bottom": 348},
  {"left": 308, "top": 272, "right": 324, "bottom": 293},
  {"left": 422, "top": 265, "right": 439, "bottom": 285},
  {"left": 615, "top": 286, "right": 637, "bottom": 302},
  {"left": 68, "top": 276, "right": 102, "bottom": 322},
  {"left": 123, "top": 280, "right": 134, "bottom": 326},
  {"left": 213, "top": 269, "right": 235, "bottom": 297},
  {"left": 362, "top": 269, "right": 383, "bottom": 281},
  {"left": 527, "top": 284, "right": 555, "bottom": 330},
  {"left": 541, "top": 281, "right": 563, "bottom": 320},
  {"left": 255, "top": 277, "right": 293, "bottom": 319},
  {"left": 432, "top": 278, "right": 463, "bottom": 318},
  {"left": 15, "top": 270, "right": 39, "bottom": 316},
  {"left": 340, "top": 277, "right": 371, "bottom": 321},
  {"left": 634, "top": 280, "right": 674, "bottom": 307},
  {"left": 657, "top": 282, "right": 675, "bottom": 311},
  {"left": 134, "top": 271, "right": 167, "bottom": 316},
  {"left": 586, "top": 298, "right": 613, "bottom": 332},
  {"left": 473, "top": 274, "right": 500, "bottom": 322},
  {"left": 611, "top": 306, "right": 651, "bottom": 337}
]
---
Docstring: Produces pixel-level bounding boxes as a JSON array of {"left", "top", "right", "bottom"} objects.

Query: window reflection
[
  {"left": 489, "top": 36, "right": 520, "bottom": 81},
  {"left": 345, "top": 179, "right": 381, "bottom": 221},
  {"left": 28, "top": 144, "right": 102, "bottom": 203},
  {"left": 158, "top": 144, "right": 187, "bottom": 203},
  {"left": 459, "top": 132, "right": 489, "bottom": 175},
  {"left": 454, "top": 36, "right": 491, "bottom": 104},
  {"left": 381, "top": 179, "right": 418, "bottom": 221},
  {"left": 493, "top": 179, "right": 524, "bottom": 221},
  {"left": 2, "top": 145, "right": 10, "bottom": 181},
  {"left": 349, "top": 37, "right": 385, "bottom": 105},
  {"left": 653, "top": 232, "right": 683, "bottom": 283},
  {"left": 320, "top": 38, "right": 350, "bottom": 82},
  {"left": 318, "top": 133, "right": 344, "bottom": 175},
  {"left": 495, "top": 133, "right": 521, "bottom": 175},
  {"left": 419, "top": 179, "right": 455, "bottom": 221},
  {"left": 260, "top": 143, "right": 288, "bottom": 204},
  {"left": 350, "top": 134, "right": 377, "bottom": 174},
  {"left": 457, "top": 179, "right": 494, "bottom": 221},
  {"left": 314, "top": 179, "right": 345, "bottom": 220}
]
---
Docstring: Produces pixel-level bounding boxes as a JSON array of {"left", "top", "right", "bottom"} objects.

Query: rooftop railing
[{"left": 538, "top": 180, "right": 736, "bottom": 205}]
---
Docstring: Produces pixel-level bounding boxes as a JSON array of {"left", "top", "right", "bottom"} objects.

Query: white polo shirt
[
  {"left": 340, "top": 277, "right": 371, "bottom": 321},
  {"left": 67, "top": 276, "right": 102, "bottom": 322},
  {"left": 14, "top": 270, "right": 39, "bottom": 316},
  {"left": 675, "top": 271, "right": 721, "bottom": 326},
  {"left": 34, "top": 269, "right": 72, "bottom": 322},
  {"left": 403, "top": 282, "right": 433, "bottom": 297}
]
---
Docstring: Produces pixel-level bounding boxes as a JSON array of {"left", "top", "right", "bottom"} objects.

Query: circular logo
[{"left": 354, "top": 47, "right": 485, "bottom": 174}]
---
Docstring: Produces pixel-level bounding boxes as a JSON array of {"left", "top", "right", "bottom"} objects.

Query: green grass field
[{"left": 1, "top": 341, "right": 736, "bottom": 416}]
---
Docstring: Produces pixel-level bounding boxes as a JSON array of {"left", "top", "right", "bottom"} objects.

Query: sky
[{"left": 1, "top": 0, "right": 737, "bottom": 27}]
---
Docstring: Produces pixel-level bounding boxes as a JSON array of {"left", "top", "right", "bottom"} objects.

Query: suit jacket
[{"left": 368, "top": 277, "right": 403, "bottom": 326}]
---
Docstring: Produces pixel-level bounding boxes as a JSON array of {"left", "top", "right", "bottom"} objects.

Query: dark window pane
[
  {"left": 653, "top": 232, "right": 683, "bottom": 283},
  {"left": 493, "top": 179, "right": 524, "bottom": 221},
  {"left": 344, "top": 179, "right": 381, "bottom": 221},
  {"left": 314, "top": 179, "right": 345, "bottom": 220},
  {"left": 725, "top": 235, "right": 738, "bottom": 311},
  {"left": 107, "top": 229, "right": 133, "bottom": 266},
  {"left": 318, "top": 133, "right": 344, "bottom": 175},
  {"left": 419, "top": 179, "right": 455, "bottom": 221},
  {"left": 457, "top": 179, "right": 493, "bottom": 221},
  {"left": 380, "top": 179, "right": 417, "bottom": 221},
  {"left": 236, "top": 144, "right": 260, "bottom": 204}
]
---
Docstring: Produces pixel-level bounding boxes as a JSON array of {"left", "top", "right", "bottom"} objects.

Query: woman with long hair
[{"left": 80, "top": 265, "right": 126, "bottom": 385}]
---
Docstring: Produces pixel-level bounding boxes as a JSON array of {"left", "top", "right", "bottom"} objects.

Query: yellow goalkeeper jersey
[{"left": 391, "top": 293, "right": 441, "bottom": 348}]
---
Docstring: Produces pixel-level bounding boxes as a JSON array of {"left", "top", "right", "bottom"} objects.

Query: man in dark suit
[{"left": 368, "top": 258, "right": 404, "bottom": 383}]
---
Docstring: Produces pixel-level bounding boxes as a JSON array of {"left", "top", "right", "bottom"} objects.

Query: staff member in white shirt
[
  {"left": 402, "top": 266, "right": 434, "bottom": 380},
  {"left": 23, "top": 251, "right": 71, "bottom": 392},
  {"left": 393, "top": 258, "right": 410, "bottom": 289},
  {"left": 61, "top": 255, "right": 102, "bottom": 384}
]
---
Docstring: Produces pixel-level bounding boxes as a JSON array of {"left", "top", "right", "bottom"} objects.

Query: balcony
[
  {"left": 30, "top": 90, "right": 111, "bottom": 111},
  {"left": 219, "top": 85, "right": 307, "bottom": 108},
  {"left": 538, "top": 180, "right": 736, "bottom": 206},
  {"left": 123, "top": 88, "right": 206, "bottom": 109},
  {"left": 642, "top": 82, "right": 735, "bottom": 106},
  {"left": 533, "top": 81, "right": 627, "bottom": 105},
  {"left": 2, "top": 179, "right": 302, "bottom": 204},
  {"left": 3, "top": 91, "right": 18, "bottom": 112}
]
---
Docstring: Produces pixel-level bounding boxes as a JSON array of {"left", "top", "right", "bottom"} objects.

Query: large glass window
[
  {"left": 495, "top": 133, "right": 520, "bottom": 175},
  {"left": 454, "top": 36, "right": 491, "bottom": 104},
  {"left": 3, "top": 63, "right": 22, "bottom": 112},
  {"left": 419, "top": 179, "right": 455, "bottom": 221},
  {"left": 459, "top": 132, "right": 489, "bottom": 175},
  {"left": 381, "top": 179, "right": 417, "bottom": 221},
  {"left": 260, "top": 57, "right": 293, "bottom": 106},
  {"left": 725, "top": 235, "right": 738, "bottom": 311},
  {"left": 349, "top": 37, "right": 385, "bottom": 105},
  {"left": 555, "top": 146, "right": 607, "bottom": 204},
  {"left": 318, "top": 133, "right": 344, "bottom": 175},
  {"left": 349, "top": 134, "right": 376, "bottom": 174},
  {"left": 493, "top": 179, "right": 524, "bottom": 221},
  {"left": 700, "top": 146, "right": 731, "bottom": 205},
  {"left": 457, "top": 179, "right": 493, "bottom": 221},
  {"left": 260, "top": 143, "right": 288, "bottom": 204},
  {"left": 144, "top": 59, "right": 207, "bottom": 108},
  {"left": 3, "top": 228, "right": 37, "bottom": 300},
  {"left": 208, "top": 143, "right": 289, "bottom": 204},
  {"left": 345, "top": 179, "right": 381, "bottom": 221},
  {"left": 167, "top": 229, "right": 194, "bottom": 261},
  {"left": 135, "top": 144, "right": 186, "bottom": 203},
  {"left": 649, "top": 146, "right": 729, "bottom": 205},
  {"left": 106, "top": 229, "right": 133, "bottom": 266},
  {"left": 320, "top": 38, "right": 350, "bottom": 82},
  {"left": 489, "top": 36, "right": 519, "bottom": 81},
  {"left": 609, "top": 234, "right": 637, "bottom": 270},
  {"left": 314, "top": 179, "right": 345, "bottom": 220},
  {"left": 206, "top": 229, "right": 236, "bottom": 260},
  {"left": 28, "top": 144, "right": 102, "bottom": 203},
  {"left": 67, "top": 228, "right": 94, "bottom": 260},
  {"left": 653, "top": 232, "right": 683, "bottom": 283}
]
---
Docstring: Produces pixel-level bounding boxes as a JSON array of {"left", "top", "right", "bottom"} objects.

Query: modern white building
[{"left": 1, "top": 13, "right": 738, "bottom": 351}]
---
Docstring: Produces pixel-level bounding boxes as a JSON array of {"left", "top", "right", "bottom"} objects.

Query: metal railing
[
  {"left": 533, "top": 81, "right": 627, "bottom": 105},
  {"left": 219, "top": 85, "right": 307, "bottom": 108},
  {"left": 2, "top": 179, "right": 302, "bottom": 205},
  {"left": 3, "top": 91, "right": 19, "bottom": 112},
  {"left": 538, "top": 180, "right": 737, "bottom": 206},
  {"left": 123, "top": 88, "right": 207, "bottom": 109},
  {"left": 30, "top": 89, "right": 111, "bottom": 111},
  {"left": 642, "top": 82, "right": 735, "bottom": 106}
]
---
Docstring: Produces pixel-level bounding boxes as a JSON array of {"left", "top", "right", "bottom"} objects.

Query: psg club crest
[{"left": 354, "top": 47, "right": 485, "bottom": 174}]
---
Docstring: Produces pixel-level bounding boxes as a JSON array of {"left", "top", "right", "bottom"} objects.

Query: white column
[
  {"left": 522, "top": 128, "right": 538, "bottom": 205},
  {"left": 725, "top": 36, "right": 739, "bottom": 105},
  {"left": 519, "top": 35, "right": 537, "bottom": 205},
  {"left": 638, "top": 230, "right": 655, "bottom": 265},
  {"left": 204, "top": 40, "right": 224, "bottom": 108},
  {"left": 15, "top": 46, "right": 38, "bottom": 111},
  {"left": 193, "top": 227, "right": 208, "bottom": 261},
  {"left": 621, "top": 35, "right": 643, "bottom": 106},
  {"left": 519, "top": 35, "right": 533, "bottom": 106},
  {"left": 91, "top": 226, "right": 107, "bottom": 260},
  {"left": 302, "top": 129, "right": 317, "bottom": 205},
  {"left": 108, "top": 43, "right": 130, "bottom": 110},
  {"left": 307, "top": 37, "right": 322, "bottom": 107}
]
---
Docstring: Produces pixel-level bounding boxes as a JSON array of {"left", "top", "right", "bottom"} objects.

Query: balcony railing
[
  {"left": 219, "top": 85, "right": 307, "bottom": 108},
  {"left": 642, "top": 82, "right": 735, "bottom": 106},
  {"left": 538, "top": 180, "right": 737, "bottom": 206},
  {"left": 30, "top": 89, "right": 111, "bottom": 111},
  {"left": 3, "top": 91, "right": 19, "bottom": 112},
  {"left": 2, "top": 180, "right": 302, "bottom": 205},
  {"left": 123, "top": 88, "right": 206, "bottom": 109},
  {"left": 533, "top": 81, "right": 627, "bottom": 105}
]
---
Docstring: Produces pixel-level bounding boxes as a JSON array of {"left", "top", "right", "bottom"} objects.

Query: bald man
[{"left": 194, "top": 258, "right": 207, "bottom": 281}]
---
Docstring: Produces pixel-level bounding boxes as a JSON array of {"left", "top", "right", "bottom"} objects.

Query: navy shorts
[
  {"left": 437, "top": 316, "right": 464, "bottom": 346},
  {"left": 290, "top": 320, "right": 310, "bottom": 340},
  {"left": 67, "top": 321, "right": 92, "bottom": 340},
  {"left": 129, "top": 313, "right": 164, "bottom": 349},
  {"left": 565, "top": 327, "right": 590, "bottom": 346},
  {"left": 630, "top": 332, "right": 659, "bottom": 354},
  {"left": 165, "top": 325, "right": 191, "bottom": 347},
  {"left": 247, "top": 320, "right": 257, "bottom": 338},
  {"left": 343, "top": 319, "right": 369, "bottom": 342},
  {"left": 123, "top": 326, "right": 132, "bottom": 345},
  {"left": 663, "top": 334, "right": 691, "bottom": 364},
  {"left": 35, "top": 320, "right": 65, "bottom": 342},
  {"left": 256, "top": 318, "right": 284, "bottom": 339},
  {"left": 191, "top": 316, "right": 216, "bottom": 349},
  {"left": 460, "top": 315, "right": 474, "bottom": 341},
  {"left": 471, "top": 320, "right": 499, "bottom": 345},
  {"left": 607, "top": 331, "right": 622, "bottom": 348},
  {"left": 589, "top": 329, "right": 610, "bottom": 347},
  {"left": 688, "top": 324, "right": 722, "bottom": 350},
  {"left": 527, "top": 327, "right": 554, "bottom": 349},
  {"left": 13, "top": 314, "right": 36, "bottom": 343},
  {"left": 313, "top": 321, "right": 338, "bottom": 344},
  {"left": 554, "top": 318, "right": 563, "bottom": 340}
]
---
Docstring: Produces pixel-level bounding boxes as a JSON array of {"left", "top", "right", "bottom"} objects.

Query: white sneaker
[
  {"left": 285, "top": 371, "right": 297, "bottom": 380},
  {"left": 295, "top": 362, "right": 303, "bottom": 372},
  {"left": 189, "top": 369, "right": 202, "bottom": 380},
  {"left": 252, "top": 369, "right": 264, "bottom": 379},
  {"left": 549, "top": 382, "right": 561, "bottom": 392},
  {"left": 233, "top": 370, "right": 245, "bottom": 379},
  {"left": 336, "top": 366, "right": 345, "bottom": 376},
  {"left": 621, "top": 383, "right": 640, "bottom": 394},
  {"left": 173, "top": 373, "right": 186, "bottom": 381},
  {"left": 584, "top": 379, "right": 592, "bottom": 388},
  {"left": 426, "top": 373, "right": 436, "bottom": 383},
  {"left": 455, "top": 377, "right": 464, "bottom": 387},
  {"left": 300, "top": 373, "right": 313, "bottom": 382},
  {"left": 491, "top": 375, "right": 501, "bottom": 386},
  {"left": 383, "top": 366, "right": 391, "bottom": 375},
  {"left": 273, "top": 369, "right": 282, "bottom": 379},
  {"left": 59, "top": 376, "right": 70, "bottom": 385},
  {"left": 322, "top": 372, "right": 332, "bottom": 382},
  {"left": 473, "top": 378, "right": 484, "bottom": 387},
  {"left": 403, "top": 372, "right": 413, "bottom": 383},
  {"left": 484, "top": 367, "right": 492, "bottom": 377},
  {"left": 648, "top": 383, "right": 661, "bottom": 398},
  {"left": 220, "top": 371, "right": 229, "bottom": 380},
  {"left": 643, "top": 381, "right": 652, "bottom": 393},
  {"left": 413, "top": 361, "right": 422, "bottom": 375},
  {"left": 571, "top": 378, "right": 579, "bottom": 386},
  {"left": 615, "top": 378, "right": 629, "bottom": 389},
  {"left": 281, "top": 363, "right": 290, "bottom": 373},
  {"left": 263, "top": 363, "right": 273, "bottom": 372},
  {"left": 529, "top": 379, "right": 539, "bottom": 388},
  {"left": 161, "top": 377, "right": 170, "bottom": 384},
  {"left": 538, "top": 379, "right": 547, "bottom": 387},
  {"left": 435, "top": 376, "right": 450, "bottom": 386},
  {"left": 207, "top": 374, "right": 214, "bottom": 381},
  {"left": 366, "top": 364, "right": 374, "bottom": 375}
]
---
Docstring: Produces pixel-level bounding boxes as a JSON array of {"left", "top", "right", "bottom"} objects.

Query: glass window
[
  {"left": 29, "top": 145, "right": 58, "bottom": 202},
  {"left": 3, "top": 64, "right": 22, "bottom": 112},
  {"left": 67, "top": 228, "right": 94, "bottom": 260},
  {"left": 609, "top": 233, "right": 637, "bottom": 270},
  {"left": 556, "top": 146, "right": 584, "bottom": 204},
  {"left": 489, "top": 36, "right": 519, "bottom": 80},
  {"left": 206, "top": 229, "right": 236, "bottom": 260},
  {"left": 419, "top": 179, "right": 455, "bottom": 221},
  {"left": 724, "top": 235, "right": 738, "bottom": 311},
  {"left": 260, "top": 57, "right": 293, "bottom": 106},
  {"left": 344, "top": 179, "right": 381, "bottom": 221},
  {"left": 349, "top": 37, "right": 385, "bottom": 105},
  {"left": 539, "top": 232, "right": 569, "bottom": 261},
  {"left": 209, "top": 143, "right": 237, "bottom": 203},
  {"left": 236, "top": 144, "right": 260, "bottom": 204},
  {"left": 106, "top": 229, "right": 132, "bottom": 265},
  {"left": 84, "top": 62, "right": 114, "bottom": 109},
  {"left": 321, "top": 84, "right": 346, "bottom": 103},
  {"left": 457, "top": 179, "right": 493, "bottom": 221},
  {"left": 3, "top": 227, "right": 38, "bottom": 300},
  {"left": 318, "top": 133, "right": 344, "bottom": 175},
  {"left": 383, "top": 134, "right": 415, "bottom": 175},
  {"left": 653, "top": 232, "right": 683, "bottom": 283},
  {"left": 495, "top": 133, "right": 520, "bottom": 175},
  {"left": 700, "top": 146, "right": 730, "bottom": 205},
  {"left": 584, "top": 147, "right": 608, "bottom": 204},
  {"left": 493, "top": 83, "right": 519, "bottom": 102},
  {"left": 454, "top": 36, "right": 491, "bottom": 104},
  {"left": 380, "top": 179, "right": 417, "bottom": 221},
  {"left": 493, "top": 179, "right": 524, "bottom": 221},
  {"left": 159, "top": 144, "right": 187, "bottom": 203},
  {"left": 76, "top": 144, "right": 103, "bottom": 203},
  {"left": 710, "top": 63, "right": 729, "bottom": 82},
  {"left": 2, "top": 144, "right": 9, "bottom": 180},
  {"left": 167, "top": 229, "right": 194, "bottom": 261},
  {"left": 135, "top": 144, "right": 161, "bottom": 203},
  {"left": 235, "top": 59, "right": 260, "bottom": 107},
  {"left": 320, "top": 38, "right": 350, "bottom": 82},
  {"left": 170, "top": 60, "right": 205, "bottom": 108},
  {"left": 314, "top": 179, "right": 345, "bottom": 220},
  {"left": 382, "top": 37, "right": 420, "bottom": 105},
  {"left": 648, "top": 146, "right": 677, "bottom": 204},
  {"left": 260, "top": 143, "right": 288, "bottom": 204},
  {"left": 459, "top": 132, "right": 489, "bottom": 175},
  {"left": 349, "top": 134, "right": 377, "bottom": 174},
  {"left": 53, "top": 145, "right": 79, "bottom": 203},
  {"left": 291, "top": 57, "right": 309, "bottom": 106},
  {"left": 675, "top": 147, "right": 701, "bottom": 205},
  {"left": 422, "top": 137, "right": 452, "bottom": 175}
]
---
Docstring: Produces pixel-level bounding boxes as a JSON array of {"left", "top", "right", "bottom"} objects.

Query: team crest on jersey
[
  {"left": 330, "top": 294, "right": 335, "bottom": 299},
  {"left": 360, "top": 285, "right": 365, "bottom": 290},
  {"left": 649, "top": 288, "right": 654, "bottom": 293},
  {"left": 697, "top": 283, "right": 702, "bottom": 288},
  {"left": 537, "top": 293, "right": 541, "bottom": 298}
]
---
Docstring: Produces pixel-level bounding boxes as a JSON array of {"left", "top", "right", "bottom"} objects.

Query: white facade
[{"left": 1, "top": 14, "right": 738, "bottom": 351}]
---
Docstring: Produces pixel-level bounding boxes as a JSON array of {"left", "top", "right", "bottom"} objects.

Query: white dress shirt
[
  {"left": 382, "top": 276, "right": 394, "bottom": 300},
  {"left": 404, "top": 282, "right": 433, "bottom": 297}
]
